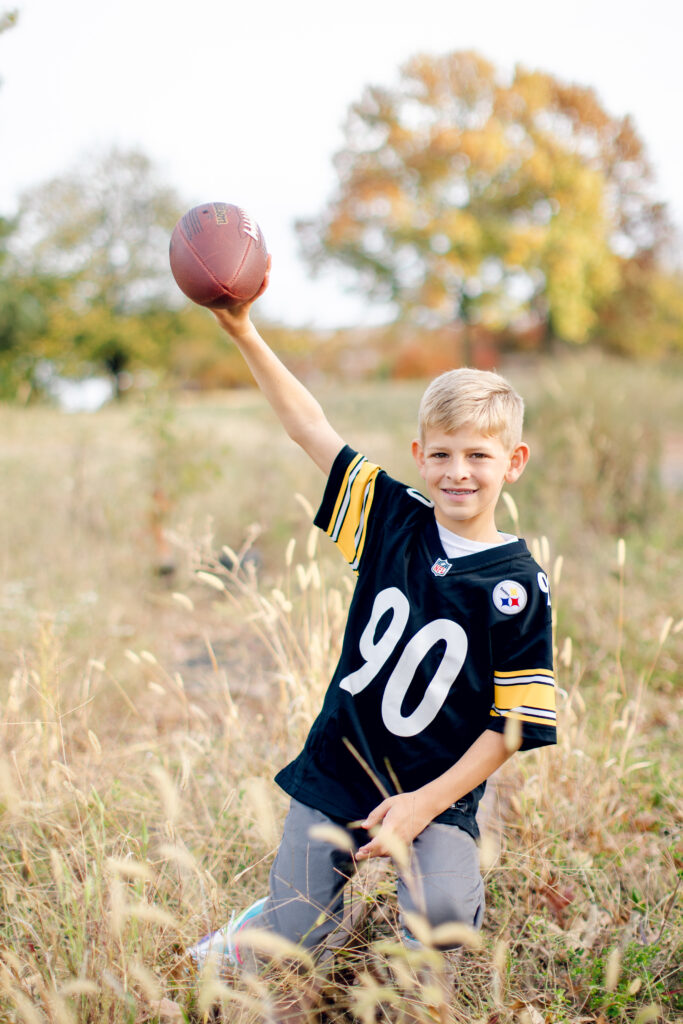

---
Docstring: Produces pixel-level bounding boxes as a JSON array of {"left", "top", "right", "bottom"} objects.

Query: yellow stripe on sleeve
[
  {"left": 491, "top": 669, "right": 556, "bottom": 726},
  {"left": 489, "top": 707, "right": 555, "bottom": 726},
  {"left": 494, "top": 668, "right": 554, "bottom": 679},
  {"left": 326, "top": 455, "right": 380, "bottom": 567}
]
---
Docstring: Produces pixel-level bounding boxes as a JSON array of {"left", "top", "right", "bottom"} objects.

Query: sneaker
[
  {"left": 400, "top": 925, "right": 423, "bottom": 950},
  {"left": 188, "top": 896, "right": 267, "bottom": 970},
  {"left": 398, "top": 914, "right": 423, "bottom": 950}
]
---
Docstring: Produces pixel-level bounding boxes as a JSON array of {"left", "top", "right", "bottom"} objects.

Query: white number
[
  {"left": 537, "top": 572, "right": 551, "bottom": 607},
  {"left": 339, "top": 588, "right": 468, "bottom": 737},
  {"left": 339, "top": 587, "right": 409, "bottom": 696},
  {"left": 382, "top": 618, "right": 468, "bottom": 736}
]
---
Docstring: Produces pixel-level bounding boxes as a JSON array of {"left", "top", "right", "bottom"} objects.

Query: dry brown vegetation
[{"left": 0, "top": 351, "right": 681, "bottom": 1023}]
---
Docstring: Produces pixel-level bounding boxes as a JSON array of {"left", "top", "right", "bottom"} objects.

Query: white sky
[{"left": 1, "top": 0, "right": 681, "bottom": 327}]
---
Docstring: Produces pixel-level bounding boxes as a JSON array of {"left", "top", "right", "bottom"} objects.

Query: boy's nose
[{"left": 447, "top": 457, "right": 469, "bottom": 480}]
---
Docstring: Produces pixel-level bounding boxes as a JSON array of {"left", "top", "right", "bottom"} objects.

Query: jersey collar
[{"left": 425, "top": 512, "right": 530, "bottom": 573}]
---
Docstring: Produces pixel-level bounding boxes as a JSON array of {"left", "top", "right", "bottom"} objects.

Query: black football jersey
[{"left": 275, "top": 446, "right": 556, "bottom": 838}]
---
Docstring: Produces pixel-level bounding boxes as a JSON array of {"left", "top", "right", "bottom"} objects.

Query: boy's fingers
[
  {"left": 254, "top": 258, "right": 271, "bottom": 299},
  {"left": 356, "top": 839, "right": 388, "bottom": 860}
]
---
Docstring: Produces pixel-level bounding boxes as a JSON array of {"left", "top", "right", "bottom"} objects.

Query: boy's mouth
[{"left": 443, "top": 487, "right": 476, "bottom": 496}]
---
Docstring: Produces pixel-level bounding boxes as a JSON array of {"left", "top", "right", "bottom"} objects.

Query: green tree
[
  {"left": 12, "top": 148, "right": 184, "bottom": 394},
  {"left": 298, "top": 51, "right": 671, "bottom": 349},
  {"left": 597, "top": 257, "right": 683, "bottom": 357},
  {"left": 0, "top": 216, "right": 53, "bottom": 399},
  {"left": 0, "top": 10, "right": 51, "bottom": 399}
]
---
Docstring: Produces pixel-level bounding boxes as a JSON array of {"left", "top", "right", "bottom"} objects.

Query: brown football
[{"left": 169, "top": 202, "right": 268, "bottom": 308}]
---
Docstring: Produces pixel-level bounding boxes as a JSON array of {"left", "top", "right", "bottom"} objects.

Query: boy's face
[{"left": 412, "top": 425, "right": 529, "bottom": 542}]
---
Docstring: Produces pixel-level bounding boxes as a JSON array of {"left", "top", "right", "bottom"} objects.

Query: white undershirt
[{"left": 437, "top": 522, "right": 517, "bottom": 559}]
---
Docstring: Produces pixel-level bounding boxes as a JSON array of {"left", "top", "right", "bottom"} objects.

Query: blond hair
[{"left": 418, "top": 368, "right": 524, "bottom": 451}]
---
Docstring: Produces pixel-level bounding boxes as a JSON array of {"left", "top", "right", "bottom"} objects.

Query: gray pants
[{"left": 254, "top": 799, "right": 484, "bottom": 952}]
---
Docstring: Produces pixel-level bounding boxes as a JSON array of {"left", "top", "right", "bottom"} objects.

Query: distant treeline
[{"left": 2, "top": 50, "right": 683, "bottom": 401}]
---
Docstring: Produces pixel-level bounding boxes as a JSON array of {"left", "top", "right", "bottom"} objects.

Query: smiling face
[{"left": 412, "top": 424, "right": 529, "bottom": 543}]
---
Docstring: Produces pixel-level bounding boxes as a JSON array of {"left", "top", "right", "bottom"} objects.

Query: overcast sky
[{"left": 1, "top": 0, "right": 681, "bottom": 327}]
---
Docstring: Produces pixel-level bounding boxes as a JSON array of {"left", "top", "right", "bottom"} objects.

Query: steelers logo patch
[{"left": 492, "top": 580, "right": 528, "bottom": 615}]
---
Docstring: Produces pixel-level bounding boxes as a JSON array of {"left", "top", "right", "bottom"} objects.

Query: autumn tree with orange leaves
[{"left": 298, "top": 51, "right": 676, "bottom": 352}]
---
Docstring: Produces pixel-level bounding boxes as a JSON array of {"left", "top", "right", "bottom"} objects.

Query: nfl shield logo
[{"left": 431, "top": 558, "right": 452, "bottom": 577}]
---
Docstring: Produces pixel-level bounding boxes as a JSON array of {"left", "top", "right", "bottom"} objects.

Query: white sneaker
[{"left": 188, "top": 896, "right": 267, "bottom": 970}]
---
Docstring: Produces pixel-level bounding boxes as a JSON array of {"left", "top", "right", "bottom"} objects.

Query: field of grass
[{"left": 0, "top": 350, "right": 681, "bottom": 1023}]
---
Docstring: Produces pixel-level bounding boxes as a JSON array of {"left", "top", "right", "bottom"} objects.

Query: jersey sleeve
[
  {"left": 313, "top": 445, "right": 383, "bottom": 572},
  {"left": 488, "top": 574, "right": 557, "bottom": 750}
]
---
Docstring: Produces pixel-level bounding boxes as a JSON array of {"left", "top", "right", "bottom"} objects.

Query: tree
[
  {"left": 0, "top": 10, "right": 51, "bottom": 399},
  {"left": 0, "top": 216, "right": 54, "bottom": 399},
  {"left": 597, "top": 257, "right": 683, "bottom": 357},
  {"left": 11, "top": 148, "right": 184, "bottom": 393},
  {"left": 298, "top": 51, "right": 672, "bottom": 348}
]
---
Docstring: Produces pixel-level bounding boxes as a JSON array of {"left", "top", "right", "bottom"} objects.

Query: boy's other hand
[
  {"left": 211, "top": 256, "right": 271, "bottom": 339},
  {"left": 355, "top": 793, "right": 432, "bottom": 860}
]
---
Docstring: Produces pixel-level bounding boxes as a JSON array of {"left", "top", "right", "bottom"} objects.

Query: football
[{"left": 169, "top": 202, "right": 268, "bottom": 308}]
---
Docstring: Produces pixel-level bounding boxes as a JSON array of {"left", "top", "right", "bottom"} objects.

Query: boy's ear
[
  {"left": 505, "top": 442, "right": 530, "bottom": 483},
  {"left": 411, "top": 438, "right": 426, "bottom": 476}
]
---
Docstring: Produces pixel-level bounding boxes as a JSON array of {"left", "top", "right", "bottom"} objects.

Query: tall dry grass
[{"left": 0, "top": 352, "right": 681, "bottom": 1023}]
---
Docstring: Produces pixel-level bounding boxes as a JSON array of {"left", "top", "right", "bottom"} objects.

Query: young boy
[{"left": 190, "top": 266, "right": 556, "bottom": 970}]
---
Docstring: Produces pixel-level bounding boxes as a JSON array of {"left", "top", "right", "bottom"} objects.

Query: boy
[{"left": 190, "top": 265, "right": 556, "bottom": 970}]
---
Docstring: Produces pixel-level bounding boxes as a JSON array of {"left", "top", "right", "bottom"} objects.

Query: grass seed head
[
  {"left": 604, "top": 946, "right": 621, "bottom": 991},
  {"left": 157, "top": 843, "right": 198, "bottom": 872},
  {"left": 196, "top": 570, "right": 226, "bottom": 592},
  {"left": 559, "top": 636, "right": 573, "bottom": 667},
  {"left": 294, "top": 492, "right": 314, "bottom": 518},
  {"left": 45, "top": 989, "right": 77, "bottom": 1024},
  {"left": 87, "top": 729, "right": 102, "bottom": 756},
  {"left": 236, "top": 926, "right": 316, "bottom": 969},
  {"left": 126, "top": 901, "right": 179, "bottom": 928},
  {"left": 500, "top": 490, "right": 519, "bottom": 533},
  {"left": 478, "top": 830, "right": 499, "bottom": 871},
  {"left": 553, "top": 554, "right": 563, "bottom": 585},
  {"left": 59, "top": 980, "right": 99, "bottom": 998},
  {"left": 306, "top": 525, "right": 319, "bottom": 559},
  {"left": 540, "top": 535, "right": 550, "bottom": 566},
  {"left": 171, "top": 592, "right": 194, "bottom": 612},
  {"left": 307, "top": 823, "right": 355, "bottom": 851},
  {"left": 401, "top": 911, "right": 432, "bottom": 946},
  {"left": 150, "top": 766, "right": 180, "bottom": 825},
  {"left": 242, "top": 776, "right": 278, "bottom": 848},
  {"left": 494, "top": 937, "right": 508, "bottom": 975},
  {"left": 8, "top": 988, "right": 43, "bottom": 1024},
  {"left": 106, "top": 857, "right": 153, "bottom": 882},
  {"left": 221, "top": 544, "right": 239, "bottom": 568},
  {"left": 430, "top": 921, "right": 483, "bottom": 949},
  {"left": 658, "top": 616, "right": 673, "bottom": 646},
  {"left": 128, "top": 961, "right": 161, "bottom": 1003},
  {"left": 633, "top": 1005, "right": 663, "bottom": 1024}
]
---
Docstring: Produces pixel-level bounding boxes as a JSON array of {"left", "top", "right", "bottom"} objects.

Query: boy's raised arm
[{"left": 211, "top": 269, "right": 345, "bottom": 476}]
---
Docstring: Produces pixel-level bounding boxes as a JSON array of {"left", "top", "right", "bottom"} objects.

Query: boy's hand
[
  {"left": 355, "top": 731, "right": 512, "bottom": 862},
  {"left": 211, "top": 257, "right": 271, "bottom": 339},
  {"left": 355, "top": 792, "right": 433, "bottom": 861}
]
